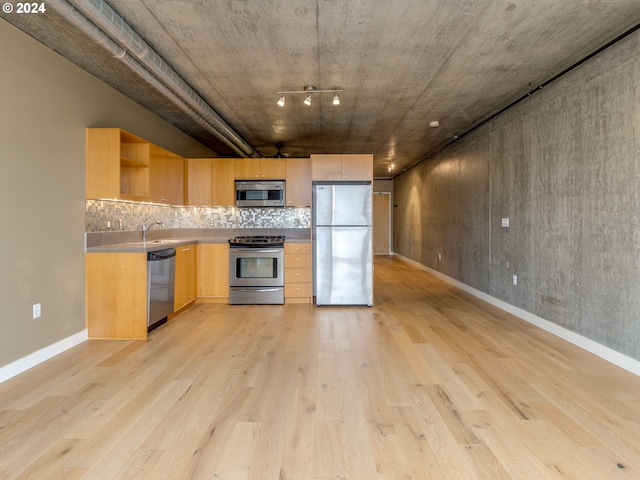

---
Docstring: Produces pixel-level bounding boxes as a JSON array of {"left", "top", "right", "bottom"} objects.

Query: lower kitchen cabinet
[
  {"left": 284, "top": 242, "right": 312, "bottom": 304},
  {"left": 86, "top": 252, "right": 148, "bottom": 339},
  {"left": 174, "top": 244, "right": 197, "bottom": 311},
  {"left": 197, "top": 243, "right": 229, "bottom": 302}
]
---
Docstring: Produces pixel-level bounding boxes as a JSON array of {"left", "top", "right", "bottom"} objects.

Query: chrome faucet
[{"left": 142, "top": 218, "right": 164, "bottom": 242}]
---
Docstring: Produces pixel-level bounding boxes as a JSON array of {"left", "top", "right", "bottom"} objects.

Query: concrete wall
[
  {"left": 0, "top": 20, "right": 214, "bottom": 371},
  {"left": 393, "top": 28, "right": 640, "bottom": 361}
]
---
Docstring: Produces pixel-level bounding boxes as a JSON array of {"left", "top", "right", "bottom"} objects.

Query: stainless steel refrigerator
[{"left": 313, "top": 182, "right": 373, "bottom": 306}]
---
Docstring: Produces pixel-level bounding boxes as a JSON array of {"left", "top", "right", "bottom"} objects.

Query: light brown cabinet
[
  {"left": 185, "top": 158, "right": 212, "bottom": 206},
  {"left": 174, "top": 244, "right": 197, "bottom": 311},
  {"left": 285, "top": 158, "right": 312, "bottom": 206},
  {"left": 284, "top": 242, "right": 312, "bottom": 304},
  {"left": 235, "top": 158, "right": 286, "bottom": 180},
  {"left": 86, "top": 252, "right": 148, "bottom": 339},
  {"left": 185, "top": 158, "right": 235, "bottom": 206},
  {"left": 197, "top": 243, "right": 229, "bottom": 301},
  {"left": 86, "top": 128, "right": 150, "bottom": 201},
  {"left": 149, "top": 144, "right": 184, "bottom": 204},
  {"left": 211, "top": 158, "right": 236, "bottom": 206},
  {"left": 311, "top": 154, "right": 373, "bottom": 181},
  {"left": 187, "top": 157, "right": 314, "bottom": 206}
]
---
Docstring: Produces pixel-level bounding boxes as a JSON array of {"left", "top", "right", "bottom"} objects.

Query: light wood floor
[{"left": 2, "top": 256, "right": 640, "bottom": 479}]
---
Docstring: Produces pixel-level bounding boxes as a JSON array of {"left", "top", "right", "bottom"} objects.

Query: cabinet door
[
  {"left": 260, "top": 158, "right": 286, "bottom": 179},
  {"left": 86, "top": 252, "right": 148, "bottom": 339},
  {"left": 186, "top": 158, "right": 212, "bottom": 206},
  {"left": 234, "top": 158, "right": 261, "bottom": 179},
  {"left": 86, "top": 129, "right": 121, "bottom": 199},
  {"left": 285, "top": 158, "right": 311, "bottom": 206},
  {"left": 311, "top": 154, "right": 342, "bottom": 181},
  {"left": 197, "top": 244, "right": 229, "bottom": 299},
  {"left": 167, "top": 155, "right": 185, "bottom": 204},
  {"left": 150, "top": 145, "right": 184, "bottom": 204},
  {"left": 341, "top": 154, "right": 373, "bottom": 181},
  {"left": 175, "top": 244, "right": 197, "bottom": 310},
  {"left": 211, "top": 158, "right": 236, "bottom": 206}
]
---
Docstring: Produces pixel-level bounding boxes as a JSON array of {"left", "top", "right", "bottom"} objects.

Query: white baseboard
[
  {"left": 393, "top": 253, "right": 640, "bottom": 377},
  {"left": 0, "top": 330, "right": 88, "bottom": 383}
]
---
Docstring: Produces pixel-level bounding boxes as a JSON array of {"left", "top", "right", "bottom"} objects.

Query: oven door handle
[
  {"left": 230, "top": 287, "right": 283, "bottom": 292},
  {"left": 230, "top": 248, "right": 283, "bottom": 254}
]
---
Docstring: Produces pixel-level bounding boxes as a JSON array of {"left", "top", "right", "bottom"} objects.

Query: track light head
[
  {"left": 333, "top": 94, "right": 340, "bottom": 105},
  {"left": 304, "top": 95, "right": 312, "bottom": 106},
  {"left": 277, "top": 95, "right": 285, "bottom": 107}
]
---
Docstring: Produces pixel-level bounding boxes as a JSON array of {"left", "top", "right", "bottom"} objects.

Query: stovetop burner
[{"left": 229, "top": 235, "right": 286, "bottom": 247}]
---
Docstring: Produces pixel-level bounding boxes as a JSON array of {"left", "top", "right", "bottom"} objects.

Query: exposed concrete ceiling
[{"left": 3, "top": 1, "right": 640, "bottom": 178}]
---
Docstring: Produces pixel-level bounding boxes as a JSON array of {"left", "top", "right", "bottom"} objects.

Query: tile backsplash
[{"left": 86, "top": 199, "right": 311, "bottom": 233}]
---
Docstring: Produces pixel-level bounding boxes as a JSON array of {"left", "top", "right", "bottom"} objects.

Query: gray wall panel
[{"left": 393, "top": 28, "right": 640, "bottom": 360}]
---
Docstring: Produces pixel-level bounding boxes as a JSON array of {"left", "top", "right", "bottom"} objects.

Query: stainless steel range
[{"left": 228, "top": 235, "right": 286, "bottom": 304}]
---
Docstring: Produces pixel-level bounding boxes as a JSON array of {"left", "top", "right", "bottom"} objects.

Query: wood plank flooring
[{"left": 2, "top": 255, "right": 640, "bottom": 479}]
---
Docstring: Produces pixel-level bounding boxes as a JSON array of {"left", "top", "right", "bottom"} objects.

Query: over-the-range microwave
[{"left": 235, "top": 180, "right": 285, "bottom": 207}]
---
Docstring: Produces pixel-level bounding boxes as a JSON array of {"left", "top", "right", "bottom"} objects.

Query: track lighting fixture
[{"left": 276, "top": 85, "right": 343, "bottom": 107}]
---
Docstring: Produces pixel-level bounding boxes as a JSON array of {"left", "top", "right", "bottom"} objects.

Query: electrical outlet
[
  {"left": 512, "top": 275, "right": 518, "bottom": 286},
  {"left": 502, "top": 217, "right": 510, "bottom": 228},
  {"left": 33, "top": 303, "right": 41, "bottom": 319}
]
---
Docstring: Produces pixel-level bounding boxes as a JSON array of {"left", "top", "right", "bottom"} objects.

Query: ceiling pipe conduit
[
  {"left": 47, "top": 0, "right": 258, "bottom": 158},
  {"left": 66, "top": 0, "right": 257, "bottom": 156}
]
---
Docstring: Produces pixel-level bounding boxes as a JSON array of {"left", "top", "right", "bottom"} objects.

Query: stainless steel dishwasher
[{"left": 147, "top": 248, "right": 176, "bottom": 331}]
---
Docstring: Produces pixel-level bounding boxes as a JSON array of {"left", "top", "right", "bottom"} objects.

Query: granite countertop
[{"left": 85, "top": 228, "right": 311, "bottom": 253}]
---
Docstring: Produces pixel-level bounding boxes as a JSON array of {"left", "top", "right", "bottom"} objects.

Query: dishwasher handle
[{"left": 147, "top": 248, "right": 176, "bottom": 261}]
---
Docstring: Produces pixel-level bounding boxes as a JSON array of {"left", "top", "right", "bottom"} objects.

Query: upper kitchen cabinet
[
  {"left": 211, "top": 158, "right": 236, "bottom": 206},
  {"left": 149, "top": 144, "right": 184, "bottom": 205},
  {"left": 311, "top": 154, "right": 373, "bottom": 182},
  {"left": 235, "top": 158, "right": 286, "bottom": 180},
  {"left": 185, "top": 158, "right": 212, "bottom": 206},
  {"left": 341, "top": 154, "right": 373, "bottom": 181},
  {"left": 285, "top": 158, "right": 311, "bottom": 206},
  {"left": 185, "top": 158, "right": 235, "bottom": 206},
  {"left": 86, "top": 128, "right": 150, "bottom": 200}
]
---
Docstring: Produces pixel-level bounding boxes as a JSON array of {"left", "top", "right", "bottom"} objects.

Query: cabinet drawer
[
  {"left": 285, "top": 282, "right": 312, "bottom": 298},
  {"left": 285, "top": 254, "right": 311, "bottom": 269},
  {"left": 285, "top": 243, "right": 311, "bottom": 255},
  {"left": 285, "top": 268, "right": 311, "bottom": 283}
]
